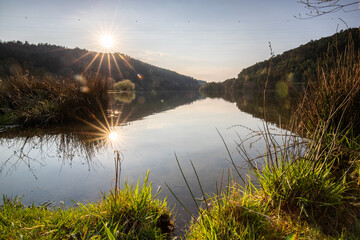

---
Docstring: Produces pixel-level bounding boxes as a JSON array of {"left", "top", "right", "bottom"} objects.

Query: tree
[{"left": 298, "top": 0, "right": 359, "bottom": 18}]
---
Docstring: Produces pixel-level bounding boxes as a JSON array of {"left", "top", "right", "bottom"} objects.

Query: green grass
[
  {"left": 184, "top": 183, "right": 283, "bottom": 240},
  {"left": 184, "top": 150, "right": 358, "bottom": 239},
  {"left": 257, "top": 157, "right": 346, "bottom": 218},
  {"left": 183, "top": 37, "right": 360, "bottom": 239},
  {"left": 0, "top": 171, "right": 173, "bottom": 239}
]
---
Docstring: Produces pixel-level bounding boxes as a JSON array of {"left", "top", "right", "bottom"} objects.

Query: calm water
[{"left": 0, "top": 90, "right": 289, "bottom": 234}]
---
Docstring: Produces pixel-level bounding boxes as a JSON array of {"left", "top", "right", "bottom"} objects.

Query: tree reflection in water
[
  {"left": 0, "top": 90, "right": 201, "bottom": 179},
  {"left": 0, "top": 125, "right": 114, "bottom": 179}
]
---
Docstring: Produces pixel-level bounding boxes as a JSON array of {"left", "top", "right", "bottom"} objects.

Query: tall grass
[
  {"left": 182, "top": 36, "right": 360, "bottom": 239},
  {"left": 0, "top": 73, "right": 109, "bottom": 126},
  {"left": 296, "top": 37, "right": 360, "bottom": 137},
  {"left": 295, "top": 33, "right": 360, "bottom": 184},
  {"left": 0, "top": 171, "right": 173, "bottom": 239}
]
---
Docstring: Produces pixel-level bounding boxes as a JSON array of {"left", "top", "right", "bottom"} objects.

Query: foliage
[
  {"left": 0, "top": 172, "right": 173, "bottom": 239},
  {"left": 0, "top": 73, "right": 108, "bottom": 126},
  {"left": 112, "top": 91, "right": 136, "bottom": 103},
  {"left": 199, "top": 82, "right": 225, "bottom": 98},
  {"left": 185, "top": 34, "right": 360, "bottom": 238},
  {"left": 200, "top": 28, "right": 359, "bottom": 94},
  {"left": 113, "top": 79, "right": 135, "bottom": 91},
  {"left": 0, "top": 41, "right": 200, "bottom": 91}
]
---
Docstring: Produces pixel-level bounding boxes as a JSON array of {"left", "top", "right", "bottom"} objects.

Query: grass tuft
[
  {"left": 185, "top": 180, "right": 283, "bottom": 240},
  {"left": 0, "top": 171, "right": 173, "bottom": 239}
]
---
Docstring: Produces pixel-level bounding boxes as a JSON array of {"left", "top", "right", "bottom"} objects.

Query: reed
[
  {"left": 179, "top": 37, "right": 360, "bottom": 239},
  {"left": 0, "top": 73, "right": 109, "bottom": 126},
  {"left": 294, "top": 32, "right": 360, "bottom": 188}
]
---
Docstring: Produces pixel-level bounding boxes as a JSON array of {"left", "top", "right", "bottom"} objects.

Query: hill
[
  {"left": 200, "top": 28, "right": 359, "bottom": 94},
  {"left": 0, "top": 41, "right": 200, "bottom": 91}
]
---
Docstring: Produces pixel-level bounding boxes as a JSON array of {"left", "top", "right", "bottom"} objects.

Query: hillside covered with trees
[
  {"left": 0, "top": 41, "right": 201, "bottom": 91},
  {"left": 200, "top": 28, "right": 359, "bottom": 95}
]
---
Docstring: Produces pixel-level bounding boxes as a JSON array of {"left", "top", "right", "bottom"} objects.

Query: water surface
[{"left": 0, "top": 90, "right": 289, "bottom": 233}]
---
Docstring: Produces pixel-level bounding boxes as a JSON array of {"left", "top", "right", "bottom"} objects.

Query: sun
[{"left": 100, "top": 35, "right": 114, "bottom": 49}]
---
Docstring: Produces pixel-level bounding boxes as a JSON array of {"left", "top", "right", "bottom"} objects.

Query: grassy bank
[
  {"left": 0, "top": 73, "right": 109, "bottom": 127},
  {"left": 0, "top": 171, "right": 173, "bottom": 239},
  {"left": 184, "top": 129, "right": 359, "bottom": 239},
  {"left": 184, "top": 37, "right": 360, "bottom": 239}
]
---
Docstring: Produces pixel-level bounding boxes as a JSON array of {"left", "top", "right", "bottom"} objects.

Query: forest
[
  {"left": 200, "top": 28, "right": 359, "bottom": 95},
  {"left": 0, "top": 41, "right": 201, "bottom": 91}
]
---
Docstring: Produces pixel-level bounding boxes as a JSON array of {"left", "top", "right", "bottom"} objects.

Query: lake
[{"left": 0, "top": 90, "right": 291, "bottom": 235}]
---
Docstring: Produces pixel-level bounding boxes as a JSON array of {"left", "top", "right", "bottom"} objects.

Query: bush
[{"left": 113, "top": 79, "right": 135, "bottom": 91}]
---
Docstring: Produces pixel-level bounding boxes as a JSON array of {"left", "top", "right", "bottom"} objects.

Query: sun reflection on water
[{"left": 108, "top": 131, "right": 119, "bottom": 141}]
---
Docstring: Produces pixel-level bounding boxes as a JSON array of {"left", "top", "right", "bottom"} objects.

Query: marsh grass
[
  {"left": 295, "top": 33, "right": 360, "bottom": 174},
  {"left": 0, "top": 171, "right": 173, "bottom": 239},
  {"left": 0, "top": 73, "right": 109, "bottom": 126},
  {"left": 181, "top": 122, "right": 358, "bottom": 239},
  {"left": 176, "top": 36, "right": 360, "bottom": 239}
]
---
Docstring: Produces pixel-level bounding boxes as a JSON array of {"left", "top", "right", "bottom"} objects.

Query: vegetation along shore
[{"left": 1, "top": 28, "right": 359, "bottom": 239}]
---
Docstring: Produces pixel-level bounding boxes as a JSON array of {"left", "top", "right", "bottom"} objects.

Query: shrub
[{"left": 113, "top": 79, "right": 135, "bottom": 92}]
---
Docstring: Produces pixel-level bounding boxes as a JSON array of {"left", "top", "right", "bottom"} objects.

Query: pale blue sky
[{"left": 0, "top": 0, "right": 359, "bottom": 81}]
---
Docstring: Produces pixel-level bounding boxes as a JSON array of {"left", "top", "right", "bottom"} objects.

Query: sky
[{"left": 0, "top": 0, "right": 359, "bottom": 82}]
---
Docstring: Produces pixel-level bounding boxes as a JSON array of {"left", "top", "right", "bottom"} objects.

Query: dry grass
[
  {"left": 0, "top": 73, "right": 109, "bottom": 126},
  {"left": 296, "top": 35, "right": 360, "bottom": 138}
]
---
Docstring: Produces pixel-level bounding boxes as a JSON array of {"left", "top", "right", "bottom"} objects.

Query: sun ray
[
  {"left": 96, "top": 53, "right": 105, "bottom": 75},
  {"left": 107, "top": 53, "right": 112, "bottom": 79},
  {"left": 72, "top": 51, "right": 93, "bottom": 64},
  {"left": 78, "top": 131, "right": 106, "bottom": 137},
  {"left": 74, "top": 116, "right": 109, "bottom": 134},
  {"left": 117, "top": 107, "right": 136, "bottom": 127},
  {"left": 84, "top": 136, "right": 108, "bottom": 143},
  {"left": 83, "top": 52, "right": 100, "bottom": 73},
  {"left": 111, "top": 53, "right": 123, "bottom": 78},
  {"left": 92, "top": 111, "right": 111, "bottom": 133},
  {"left": 96, "top": 98, "right": 111, "bottom": 131},
  {"left": 114, "top": 103, "right": 125, "bottom": 126},
  {"left": 117, "top": 53, "right": 136, "bottom": 73}
]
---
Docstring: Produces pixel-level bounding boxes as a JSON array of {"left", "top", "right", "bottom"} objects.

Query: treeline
[
  {"left": 0, "top": 41, "right": 201, "bottom": 91},
  {"left": 200, "top": 28, "right": 359, "bottom": 95}
]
